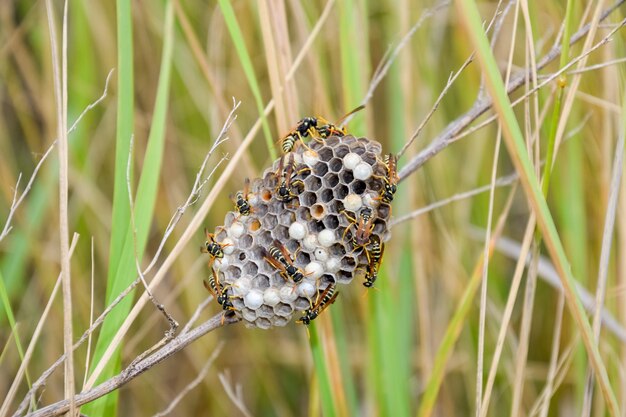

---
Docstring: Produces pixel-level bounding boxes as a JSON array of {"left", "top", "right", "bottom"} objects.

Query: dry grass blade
[
  {"left": 44, "top": 0, "right": 75, "bottom": 414},
  {"left": 218, "top": 370, "right": 255, "bottom": 417}
]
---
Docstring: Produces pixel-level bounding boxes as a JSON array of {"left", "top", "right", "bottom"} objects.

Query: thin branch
[
  {"left": 218, "top": 370, "right": 254, "bottom": 417},
  {"left": 398, "top": 2, "right": 626, "bottom": 180},
  {"left": 390, "top": 170, "right": 519, "bottom": 228},
  {"left": 398, "top": 55, "right": 473, "bottom": 158},
  {"left": 14, "top": 101, "right": 237, "bottom": 415},
  {"left": 467, "top": 228, "right": 626, "bottom": 343},
  {"left": 0, "top": 234, "right": 80, "bottom": 417},
  {"left": 152, "top": 343, "right": 224, "bottom": 417},
  {"left": 0, "top": 69, "right": 114, "bottom": 243},
  {"left": 20, "top": 314, "right": 240, "bottom": 417},
  {"left": 357, "top": 0, "right": 450, "bottom": 113}
]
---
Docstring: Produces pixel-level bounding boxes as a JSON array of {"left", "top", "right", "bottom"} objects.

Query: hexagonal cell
[
  {"left": 232, "top": 298, "right": 245, "bottom": 310},
  {"left": 328, "top": 157, "right": 343, "bottom": 172},
  {"left": 320, "top": 188, "right": 334, "bottom": 203},
  {"left": 278, "top": 210, "right": 295, "bottom": 225},
  {"left": 274, "top": 225, "right": 289, "bottom": 241},
  {"left": 340, "top": 256, "right": 357, "bottom": 270},
  {"left": 362, "top": 152, "right": 377, "bottom": 165},
  {"left": 323, "top": 215, "right": 339, "bottom": 229},
  {"left": 336, "top": 270, "right": 353, "bottom": 283},
  {"left": 295, "top": 251, "right": 311, "bottom": 265},
  {"left": 334, "top": 185, "right": 349, "bottom": 200},
  {"left": 254, "top": 274, "right": 270, "bottom": 289},
  {"left": 294, "top": 297, "right": 311, "bottom": 310},
  {"left": 255, "top": 317, "right": 272, "bottom": 329},
  {"left": 239, "top": 234, "right": 253, "bottom": 249},
  {"left": 264, "top": 213, "right": 278, "bottom": 229},
  {"left": 323, "top": 173, "right": 339, "bottom": 188},
  {"left": 238, "top": 252, "right": 247, "bottom": 262},
  {"left": 313, "top": 161, "right": 329, "bottom": 176},
  {"left": 301, "top": 191, "right": 317, "bottom": 206},
  {"left": 310, "top": 203, "right": 327, "bottom": 220},
  {"left": 243, "top": 261, "right": 258, "bottom": 277},
  {"left": 248, "top": 218, "right": 262, "bottom": 234},
  {"left": 272, "top": 316, "right": 289, "bottom": 327},
  {"left": 335, "top": 144, "right": 350, "bottom": 158},
  {"left": 324, "top": 136, "right": 341, "bottom": 148},
  {"left": 377, "top": 204, "right": 391, "bottom": 219},
  {"left": 352, "top": 143, "right": 367, "bottom": 155},
  {"left": 317, "top": 147, "right": 334, "bottom": 162},
  {"left": 241, "top": 308, "right": 257, "bottom": 322},
  {"left": 305, "top": 175, "right": 322, "bottom": 191},
  {"left": 256, "top": 304, "right": 274, "bottom": 318},
  {"left": 350, "top": 180, "right": 367, "bottom": 194},
  {"left": 226, "top": 265, "right": 242, "bottom": 279},
  {"left": 260, "top": 188, "right": 273, "bottom": 203},
  {"left": 373, "top": 222, "right": 387, "bottom": 235},
  {"left": 253, "top": 203, "right": 269, "bottom": 218},
  {"left": 320, "top": 274, "right": 336, "bottom": 286},
  {"left": 329, "top": 243, "right": 347, "bottom": 257},
  {"left": 340, "top": 170, "right": 354, "bottom": 184},
  {"left": 274, "top": 302, "right": 294, "bottom": 317},
  {"left": 309, "top": 220, "right": 325, "bottom": 233}
]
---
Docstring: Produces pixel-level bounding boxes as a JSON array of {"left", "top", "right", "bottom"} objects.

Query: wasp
[
  {"left": 203, "top": 266, "right": 234, "bottom": 310},
  {"left": 376, "top": 153, "right": 398, "bottom": 204},
  {"left": 200, "top": 229, "right": 230, "bottom": 263},
  {"left": 363, "top": 236, "right": 385, "bottom": 288},
  {"left": 341, "top": 206, "right": 376, "bottom": 250},
  {"left": 276, "top": 153, "right": 309, "bottom": 204},
  {"left": 263, "top": 240, "right": 306, "bottom": 283},
  {"left": 231, "top": 177, "right": 252, "bottom": 216},
  {"left": 280, "top": 105, "right": 365, "bottom": 153},
  {"left": 297, "top": 284, "right": 339, "bottom": 325}
]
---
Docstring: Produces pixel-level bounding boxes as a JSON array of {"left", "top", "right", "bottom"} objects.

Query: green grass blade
[
  {"left": 83, "top": 2, "right": 174, "bottom": 415},
  {"left": 218, "top": 0, "right": 276, "bottom": 159},
  {"left": 456, "top": 1, "right": 620, "bottom": 414},
  {"left": 309, "top": 323, "right": 338, "bottom": 417}
]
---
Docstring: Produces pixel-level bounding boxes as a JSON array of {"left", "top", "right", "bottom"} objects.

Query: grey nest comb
[{"left": 204, "top": 135, "right": 392, "bottom": 329}]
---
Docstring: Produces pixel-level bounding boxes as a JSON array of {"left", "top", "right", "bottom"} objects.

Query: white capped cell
[
  {"left": 229, "top": 221, "right": 245, "bottom": 238},
  {"left": 222, "top": 238, "right": 235, "bottom": 255},
  {"left": 297, "top": 281, "right": 316, "bottom": 298},
  {"left": 302, "top": 150, "right": 319, "bottom": 167},
  {"left": 343, "top": 152, "right": 361, "bottom": 170},
  {"left": 213, "top": 257, "right": 229, "bottom": 270},
  {"left": 363, "top": 192, "right": 380, "bottom": 208},
  {"left": 263, "top": 288, "right": 281, "bottom": 306},
  {"left": 305, "top": 261, "right": 324, "bottom": 279},
  {"left": 343, "top": 194, "right": 363, "bottom": 212},
  {"left": 288, "top": 222, "right": 306, "bottom": 240},
  {"left": 231, "top": 278, "right": 251, "bottom": 296},
  {"left": 302, "top": 234, "right": 318, "bottom": 251},
  {"left": 325, "top": 257, "right": 341, "bottom": 272},
  {"left": 318, "top": 229, "right": 336, "bottom": 247},
  {"left": 353, "top": 162, "right": 373, "bottom": 180},
  {"left": 314, "top": 248, "right": 329, "bottom": 262},
  {"left": 244, "top": 290, "right": 264, "bottom": 310},
  {"left": 279, "top": 285, "right": 298, "bottom": 302}
]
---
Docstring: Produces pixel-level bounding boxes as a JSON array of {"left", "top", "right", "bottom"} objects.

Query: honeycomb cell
[
  {"left": 294, "top": 297, "right": 311, "bottom": 310},
  {"left": 302, "top": 191, "right": 317, "bottom": 206},
  {"left": 274, "top": 302, "right": 294, "bottom": 316},
  {"left": 324, "top": 174, "right": 339, "bottom": 189},
  {"left": 243, "top": 262, "right": 258, "bottom": 277},
  {"left": 329, "top": 158, "right": 343, "bottom": 173},
  {"left": 255, "top": 318, "right": 272, "bottom": 329},
  {"left": 305, "top": 175, "right": 322, "bottom": 191},
  {"left": 239, "top": 234, "right": 253, "bottom": 249},
  {"left": 310, "top": 204, "right": 327, "bottom": 220},
  {"left": 351, "top": 180, "right": 367, "bottom": 194},
  {"left": 256, "top": 305, "right": 274, "bottom": 318},
  {"left": 296, "top": 251, "right": 311, "bottom": 265},
  {"left": 320, "top": 189, "right": 334, "bottom": 203},
  {"left": 334, "top": 185, "right": 349, "bottom": 200},
  {"left": 318, "top": 147, "right": 333, "bottom": 161},
  {"left": 336, "top": 270, "right": 353, "bottom": 283},
  {"left": 272, "top": 316, "right": 289, "bottom": 327},
  {"left": 314, "top": 162, "right": 329, "bottom": 176},
  {"left": 340, "top": 170, "right": 354, "bottom": 184},
  {"left": 226, "top": 265, "right": 242, "bottom": 279},
  {"left": 254, "top": 274, "right": 270, "bottom": 289},
  {"left": 335, "top": 145, "right": 350, "bottom": 158},
  {"left": 264, "top": 214, "right": 278, "bottom": 229},
  {"left": 323, "top": 215, "right": 339, "bottom": 229}
]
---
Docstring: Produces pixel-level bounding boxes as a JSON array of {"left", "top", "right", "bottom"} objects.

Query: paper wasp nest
[{"left": 209, "top": 135, "right": 391, "bottom": 329}]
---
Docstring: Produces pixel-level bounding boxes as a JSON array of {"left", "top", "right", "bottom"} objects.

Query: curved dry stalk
[
  {"left": 17, "top": 314, "right": 239, "bottom": 417},
  {"left": 398, "top": 0, "right": 626, "bottom": 182}
]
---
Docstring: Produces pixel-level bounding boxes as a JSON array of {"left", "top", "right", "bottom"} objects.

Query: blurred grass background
[{"left": 1, "top": 0, "right": 625, "bottom": 416}]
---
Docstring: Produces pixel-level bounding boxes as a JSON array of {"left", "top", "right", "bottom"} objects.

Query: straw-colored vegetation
[{"left": 1, "top": 1, "right": 625, "bottom": 416}]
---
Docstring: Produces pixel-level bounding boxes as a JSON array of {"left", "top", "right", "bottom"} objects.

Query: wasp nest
[{"left": 205, "top": 135, "right": 391, "bottom": 329}]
